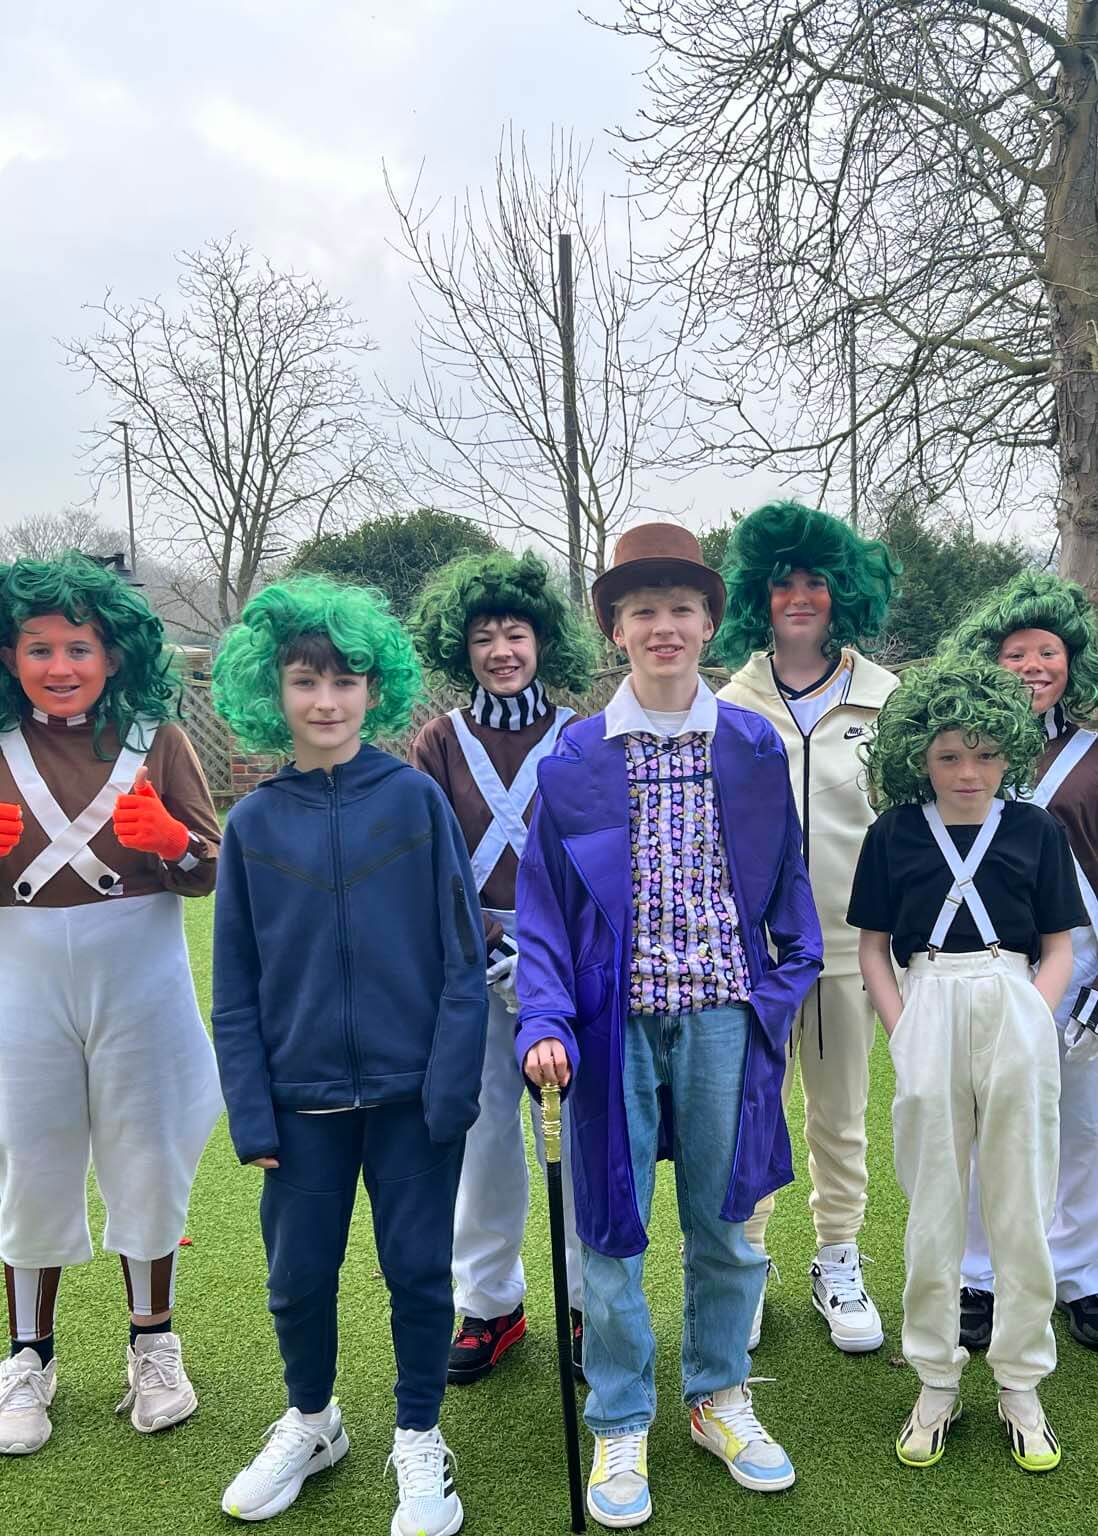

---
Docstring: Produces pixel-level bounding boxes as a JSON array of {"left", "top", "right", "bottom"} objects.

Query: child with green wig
[
  {"left": 211, "top": 576, "right": 487, "bottom": 1533},
  {"left": 715, "top": 500, "right": 901, "bottom": 1356},
  {"left": 407, "top": 549, "right": 595, "bottom": 1388},
  {"left": 848, "top": 656, "right": 1084, "bottom": 1472}
]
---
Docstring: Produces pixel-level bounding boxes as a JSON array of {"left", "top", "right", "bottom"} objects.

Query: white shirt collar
[{"left": 603, "top": 675, "right": 719, "bottom": 739}]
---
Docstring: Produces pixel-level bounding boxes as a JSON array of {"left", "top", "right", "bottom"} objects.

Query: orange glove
[
  {"left": 113, "top": 766, "right": 190, "bottom": 862},
  {"left": 0, "top": 802, "right": 23, "bottom": 858}
]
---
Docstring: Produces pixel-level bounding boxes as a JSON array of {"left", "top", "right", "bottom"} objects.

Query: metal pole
[
  {"left": 558, "top": 234, "right": 583, "bottom": 605},
  {"left": 113, "top": 420, "right": 138, "bottom": 574},
  {"left": 542, "top": 1084, "right": 586, "bottom": 1532},
  {"left": 848, "top": 313, "right": 859, "bottom": 532}
]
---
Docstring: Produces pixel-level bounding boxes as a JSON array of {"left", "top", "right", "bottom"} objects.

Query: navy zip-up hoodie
[{"left": 212, "top": 743, "right": 488, "bottom": 1164}]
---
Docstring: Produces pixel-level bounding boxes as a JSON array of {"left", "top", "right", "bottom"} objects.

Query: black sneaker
[
  {"left": 447, "top": 1304, "right": 527, "bottom": 1384},
  {"left": 959, "top": 1287, "right": 994, "bottom": 1350},
  {"left": 571, "top": 1308, "right": 585, "bottom": 1384},
  {"left": 1058, "top": 1294, "right": 1098, "bottom": 1350}
]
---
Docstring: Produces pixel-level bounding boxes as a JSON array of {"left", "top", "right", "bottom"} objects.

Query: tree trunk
[{"left": 1048, "top": 5, "right": 1098, "bottom": 601}]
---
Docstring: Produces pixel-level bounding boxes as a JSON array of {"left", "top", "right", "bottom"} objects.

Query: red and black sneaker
[{"left": 447, "top": 1304, "right": 527, "bottom": 1385}]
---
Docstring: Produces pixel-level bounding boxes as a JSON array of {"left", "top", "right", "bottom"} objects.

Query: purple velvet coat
[{"left": 515, "top": 703, "right": 824, "bottom": 1258}]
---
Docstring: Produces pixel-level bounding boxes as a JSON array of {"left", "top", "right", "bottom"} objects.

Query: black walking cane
[{"left": 541, "top": 1083, "right": 586, "bottom": 1533}]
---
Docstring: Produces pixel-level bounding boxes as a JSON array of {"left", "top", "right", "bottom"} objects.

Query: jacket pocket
[{"left": 574, "top": 963, "right": 608, "bottom": 1028}]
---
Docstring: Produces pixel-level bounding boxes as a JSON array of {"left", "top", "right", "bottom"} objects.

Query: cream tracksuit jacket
[{"left": 718, "top": 649, "right": 898, "bottom": 975}]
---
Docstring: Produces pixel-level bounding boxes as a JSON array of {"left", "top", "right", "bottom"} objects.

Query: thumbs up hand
[
  {"left": 0, "top": 803, "right": 23, "bottom": 858},
  {"left": 113, "top": 768, "right": 190, "bottom": 861}
]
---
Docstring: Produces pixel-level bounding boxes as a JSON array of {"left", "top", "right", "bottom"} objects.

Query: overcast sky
[{"left": 0, "top": 1, "right": 828, "bottom": 546}]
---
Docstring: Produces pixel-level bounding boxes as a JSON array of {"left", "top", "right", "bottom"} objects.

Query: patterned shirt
[{"left": 625, "top": 730, "right": 751, "bottom": 1015}]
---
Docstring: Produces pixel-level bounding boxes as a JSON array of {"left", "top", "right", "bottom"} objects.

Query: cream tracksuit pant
[
  {"left": 891, "top": 950, "right": 1059, "bottom": 1391},
  {"left": 745, "top": 970, "right": 876, "bottom": 1251}
]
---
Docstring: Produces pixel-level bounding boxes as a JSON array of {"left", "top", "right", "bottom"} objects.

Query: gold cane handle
[{"left": 542, "top": 1083, "right": 562, "bottom": 1164}]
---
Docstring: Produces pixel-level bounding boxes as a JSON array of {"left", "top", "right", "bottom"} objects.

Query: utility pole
[
  {"left": 558, "top": 233, "right": 583, "bottom": 604},
  {"left": 847, "top": 312, "right": 859, "bottom": 532},
  {"left": 112, "top": 419, "right": 138, "bottom": 575}
]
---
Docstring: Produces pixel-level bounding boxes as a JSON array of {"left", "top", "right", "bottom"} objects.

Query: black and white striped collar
[
  {"left": 469, "top": 679, "right": 549, "bottom": 731},
  {"left": 1043, "top": 703, "right": 1069, "bottom": 740}
]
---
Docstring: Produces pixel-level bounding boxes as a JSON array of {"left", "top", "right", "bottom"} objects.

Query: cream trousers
[{"left": 891, "top": 949, "right": 1059, "bottom": 1391}]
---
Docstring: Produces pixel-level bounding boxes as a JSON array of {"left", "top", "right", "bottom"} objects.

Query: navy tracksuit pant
[{"left": 260, "top": 1101, "right": 464, "bottom": 1427}]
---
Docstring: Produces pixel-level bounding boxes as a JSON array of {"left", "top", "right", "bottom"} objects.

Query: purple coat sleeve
[
  {"left": 513, "top": 794, "right": 582, "bottom": 1093},
  {"left": 750, "top": 774, "right": 824, "bottom": 1048}
]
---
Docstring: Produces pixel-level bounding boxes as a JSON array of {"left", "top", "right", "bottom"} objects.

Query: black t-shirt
[{"left": 846, "top": 800, "right": 1086, "bottom": 967}]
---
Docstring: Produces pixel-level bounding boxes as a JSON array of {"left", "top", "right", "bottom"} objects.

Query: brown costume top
[
  {"left": 0, "top": 712, "right": 220, "bottom": 907},
  {"left": 1041, "top": 724, "right": 1098, "bottom": 906}
]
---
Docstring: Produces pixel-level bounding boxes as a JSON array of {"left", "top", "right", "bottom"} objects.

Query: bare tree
[
  {"left": 64, "top": 238, "right": 393, "bottom": 627},
  {"left": 0, "top": 507, "right": 128, "bottom": 564},
  {"left": 606, "top": 0, "right": 1098, "bottom": 593},
  {"left": 385, "top": 131, "right": 687, "bottom": 581}
]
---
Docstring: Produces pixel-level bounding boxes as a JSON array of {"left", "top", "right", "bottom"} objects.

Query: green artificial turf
[{"left": 3, "top": 893, "right": 1095, "bottom": 1535}]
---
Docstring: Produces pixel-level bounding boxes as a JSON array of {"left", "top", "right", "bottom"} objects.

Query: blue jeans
[{"left": 582, "top": 1005, "right": 766, "bottom": 1435}]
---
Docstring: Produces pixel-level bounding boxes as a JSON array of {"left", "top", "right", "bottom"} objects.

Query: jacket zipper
[{"left": 327, "top": 770, "right": 362, "bottom": 1105}]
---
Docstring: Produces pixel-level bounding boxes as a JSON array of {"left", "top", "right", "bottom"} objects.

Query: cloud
[{"left": 193, "top": 97, "right": 386, "bottom": 203}]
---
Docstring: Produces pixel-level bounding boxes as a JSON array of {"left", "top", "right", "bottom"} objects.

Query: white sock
[
  {"left": 299, "top": 1403, "right": 335, "bottom": 1426},
  {"left": 918, "top": 1385, "right": 959, "bottom": 1418}
]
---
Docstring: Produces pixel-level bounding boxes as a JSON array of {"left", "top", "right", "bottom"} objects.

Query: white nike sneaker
[
  {"left": 387, "top": 1425, "right": 463, "bottom": 1536},
  {"left": 117, "top": 1331, "right": 197, "bottom": 1431},
  {"left": 0, "top": 1348, "right": 56, "bottom": 1455},
  {"left": 810, "top": 1245, "right": 884, "bottom": 1353},
  {"left": 690, "top": 1384, "right": 795, "bottom": 1492},
  {"left": 223, "top": 1404, "right": 349, "bottom": 1521}
]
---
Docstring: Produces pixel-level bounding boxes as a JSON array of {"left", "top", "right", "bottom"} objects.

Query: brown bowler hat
[{"left": 590, "top": 522, "right": 727, "bottom": 639}]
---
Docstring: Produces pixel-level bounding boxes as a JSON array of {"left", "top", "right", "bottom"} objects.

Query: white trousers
[
  {"left": 745, "top": 971, "right": 877, "bottom": 1251},
  {"left": 962, "top": 923, "right": 1098, "bottom": 1303},
  {"left": 0, "top": 893, "right": 223, "bottom": 1268},
  {"left": 891, "top": 950, "right": 1059, "bottom": 1391},
  {"left": 452, "top": 986, "right": 583, "bottom": 1317}
]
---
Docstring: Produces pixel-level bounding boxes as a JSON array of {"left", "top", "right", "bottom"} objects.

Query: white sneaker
[
  {"left": 387, "top": 1426, "right": 463, "bottom": 1536},
  {"left": 896, "top": 1386, "right": 961, "bottom": 1467},
  {"left": 116, "top": 1331, "right": 197, "bottom": 1431},
  {"left": 748, "top": 1257, "right": 777, "bottom": 1351},
  {"left": 998, "top": 1388, "right": 1062, "bottom": 1473},
  {"left": 223, "top": 1404, "right": 349, "bottom": 1521},
  {"left": 810, "top": 1245, "right": 884, "bottom": 1352},
  {"left": 691, "top": 1384, "right": 795, "bottom": 1492},
  {"left": 587, "top": 1430, "right": 652, "bottom": 1528},
  {"left": 0, "top": 1348, "right": 56, "bottom": 1455}
]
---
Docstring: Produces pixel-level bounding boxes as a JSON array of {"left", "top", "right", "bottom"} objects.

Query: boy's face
[
  {"left": 280, "top": 662, "right": 373, "bottom": 771},
  {"left": 925, "top": 730, "right": 1007, "bottom": 813},
  {"left": 768, "top": 567, "right": 832, "bottom": 653},
  {"left": 612, "top": 586, "right": 713, "bottom": 686},
  {"left": 997, "top": 627, "right": 1069, "bottom": 715},
  {"left": 466, "top": 614, "right": 538, "bottom": 696},
  {"left": 2, "top": 612, "right": 118, "bottom": 718}
]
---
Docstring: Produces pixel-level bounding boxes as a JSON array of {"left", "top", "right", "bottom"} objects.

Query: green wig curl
[
  {"left": 939, "top": 569, "right": 1098, "bottom": 726},
  {"left": 863, "top": 655, "right": 1044, "bottom": 810},
  {"left": 409, "top": 550, "right": 597, "bottom": 693},
  {"left": 212, "top": 576, "right": 423, "bottom": 754},
  {"left": 712, "top": 501, "right": 901, "bottom": 670},
  {"left": 0, "top": 552, "right": 180, "bottom": 755}
]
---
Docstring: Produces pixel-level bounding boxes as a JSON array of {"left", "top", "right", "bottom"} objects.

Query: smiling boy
[{"left": 515, "top": 524, "right": 822, "bottom": 1527}]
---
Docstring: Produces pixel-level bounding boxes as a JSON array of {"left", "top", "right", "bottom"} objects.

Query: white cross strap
[
  {"left": 923, "top": 799, "right": 1004, "bottom": 955},
  {"left": 0, "top": 720, "right": 157, "bottom": 901},
  {"left": 449, "top": 706, "right": 574, "bottom": 894}
]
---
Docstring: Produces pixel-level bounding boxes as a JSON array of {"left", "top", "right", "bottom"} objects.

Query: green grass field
[{"left": 3, "top": 892, "right": 1095, "bottom": 1536}]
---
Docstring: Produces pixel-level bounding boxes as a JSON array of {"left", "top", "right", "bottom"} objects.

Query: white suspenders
[
  {"left": 448, "top": 707, "right": 574, "bottom": 895},
  {"left": 922, "top": 799, "right": 1004, "bottom": 957},
  {"left": 1028, "top": 729, "right": 1098, "bottom": 935},
  {"left": 0, "top": 719, "right": 157, "bottom": 902}
]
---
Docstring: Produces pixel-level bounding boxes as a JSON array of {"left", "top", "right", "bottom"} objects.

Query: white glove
[
  {"left": 486, "top": 939, "right": 519, "bottom": 1014},
  {"left": 1065, "top": 1015, "right": 1098, "bottom": 1065}
]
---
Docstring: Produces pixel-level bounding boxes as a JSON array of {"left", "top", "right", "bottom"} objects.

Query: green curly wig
[
  {"left": 0, "top": 552, "right": 180, "bottom": 755},
  {"left": 939, "top": 568, "right": 1098, "bottom": 725},
  {"left": 712, "top": 501, "right": 901, "bottom": 670},
  {"left": 409, "top": 549, "right": 597, "bottom": 693},
  {"left": 863, "top": 655, "right": 1044, "bottom": 809},
  {"left": 212, "top": 576, "right": 423, "bottom": 754}
]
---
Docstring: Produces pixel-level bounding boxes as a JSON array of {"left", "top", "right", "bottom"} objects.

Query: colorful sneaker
[
  {"left": 0, "top": 1348, "right": 56, "bottom": 1455},
  {"left": 571, "top": 1308, "right": 586, "bottom": 1384},
  {"left": 895, "top": 1387, "right": 961, "bottom": 1467},
  {"left": 1058, "top": 1294, "right": 1098, "bottom": 1350},
  {"left": 748, "top": 1258, "right": 777, "bottom": 1352},
  {"left": 222, "top": 1404, "right": 349, "bottom": 1520},
  {"left": 998, "top": 1388, "right": 1061, "bottom": 1473},
  {"left": 690, "top": 1384, "right": 795, "bottom": 1492},
  {"left": 959, "top": 1287, "right": 994, "bottom": 1350},
  {"left": 116, "top": 1332, "right": 197, "bottom": 1432},
  {"left": 387, "top": 1425, "right": 463, "bottom": 1536},
  {"left": 810, "top": 1245, "right": 884, "bottom": 1353},
  {"left": 447, "top": 1304, "right": 526, "bottom": 1385},
  {"left": 587, "top": 1430, "right": 651, "bottom": 1528}
]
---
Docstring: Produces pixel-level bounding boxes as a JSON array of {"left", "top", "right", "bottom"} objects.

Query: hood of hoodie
[{"left": 257, "top": 741, "right": 407, "bottom": 806}]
